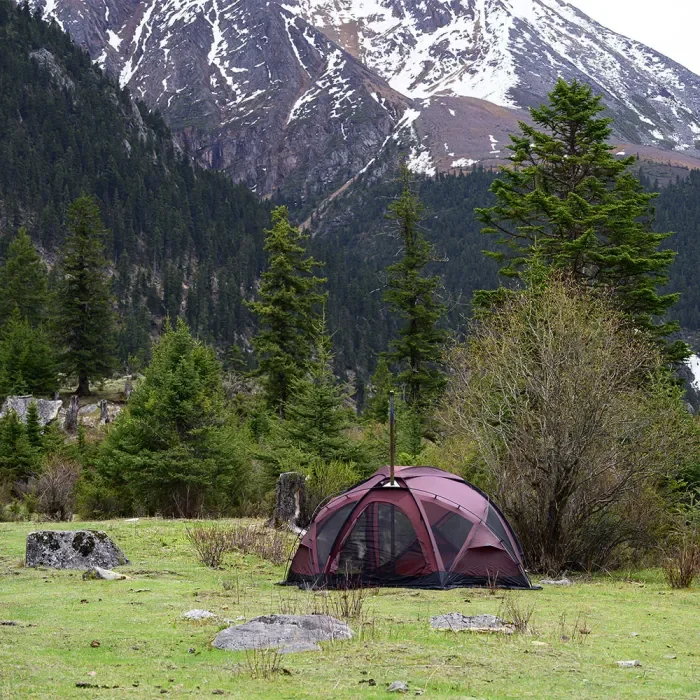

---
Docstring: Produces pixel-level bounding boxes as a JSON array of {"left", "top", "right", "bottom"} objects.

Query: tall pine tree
[
  {"left": 247, "top": 206, "right": 326, "bottom": 416},
  {"left": 0, "top": 227, "right": 48, "bottom": 327},
  {"left": 56, "top": 195, "right": 116, "bottom": 396},
  {"left": 476, "top": 78, "right": 685, "bottom": 361},
  {"left": 384, "top": 166, "right": 447, "bottom": 411}
]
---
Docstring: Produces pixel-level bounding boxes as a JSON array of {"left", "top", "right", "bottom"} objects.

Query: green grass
[{"left": 0, "top": 519, "right": 698, "bottom": 699}]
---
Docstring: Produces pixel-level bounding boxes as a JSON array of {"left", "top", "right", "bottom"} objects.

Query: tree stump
[
  {"left": 64, "top": 395, "right": 80, "bottom": 433},
  {"left": 124, "top": 376, "right": 133, "bottom": 400},
  {"left": 99, "top": 399, "right": 110, "bottom": 424},
  {"left": 272, "top": 472, "right": 308, "bottom": 531}
]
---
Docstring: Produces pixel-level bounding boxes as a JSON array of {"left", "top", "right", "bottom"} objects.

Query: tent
[{"left": 285, "top": 465, "right": 533, "bottom": 590}]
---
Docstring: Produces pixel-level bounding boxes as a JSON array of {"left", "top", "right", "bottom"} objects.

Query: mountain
[{"left": 27, "top": 0, "right": 700, "bottom": 199}]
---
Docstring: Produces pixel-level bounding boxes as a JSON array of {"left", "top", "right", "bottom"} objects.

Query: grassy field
[{"left": 0, "top": 519, "right": 698, "bottom": 699}]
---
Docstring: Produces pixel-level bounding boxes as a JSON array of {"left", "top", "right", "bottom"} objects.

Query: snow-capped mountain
[{"left": 29, "top": 0, "right": 700, "bottom": 199}]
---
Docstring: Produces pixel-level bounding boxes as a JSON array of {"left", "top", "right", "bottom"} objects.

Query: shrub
[
  {"left": 31, "top": 457, "right": 81, "bottom": 521},
  {"left": 662, "top": 529, "right": 700, "bottom": 589},
  {"left": 186, "top": 523, "right": 231, "bottom": 568}
]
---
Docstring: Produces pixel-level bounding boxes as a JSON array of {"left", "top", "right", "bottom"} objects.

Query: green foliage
[
  {"left": 96, "top": 319, "right": 252, "bottom": 517},
  {"left": 247, "top": 206, "right": 326, "bottom": 415},
  {"left": 363, "top": 356, "right": 394, "bottom": 423},
  {"left": 55, "top": 195, "right": 116, "bottom": 395},
  {"left": 0, "top": 228, "right": 48, "bottom": 327},
  {"left": 0, "top": 410, "right": 38, "bottom": 486},
  {"left": 0, "top": 310, "right": 58, "bottom": 396},
  {"left": 25, "top": 401, "right": 42, "bottom": 450},
  {"left": 384, "top": 166, "right": 447, "bottom": 410},
  {"left": 476, "top": 78, "right": 685, "bottom": 361}
]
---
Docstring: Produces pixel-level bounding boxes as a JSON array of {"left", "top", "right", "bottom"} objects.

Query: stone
[
  {"left": 183, "top": 610, "right": 217, "bottom": 620},
  {"left": 83, "top": 566, "right": 128, "bottom": 581},
  {"left": 616, "top": 660, "right": 642, "bottom": 668},
  {"left": 26, "top": 530, "right": 129, "bottom": 570},
  {"left": 539, "top": 578, "right": 572, "bottom": 586},
  {"left": 430, "top": 613, "right": 515, "bottom": 634},
  {"left": 0, "top": 396, "right": 63, "bottom": 426},
  {"left": 212, "top": 614, "right": 353, "bottom": 654},
  {"left": 387, "top": 681, "right": 409, "bottom": 693},
  {"left": 271, "top": 472, "right": 309, "bottom": 531}
]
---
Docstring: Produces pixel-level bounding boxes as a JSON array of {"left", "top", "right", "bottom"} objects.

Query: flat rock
[
  {"left": 540, "top": 578, "right": 572, "bottom": 586},
  {"left": 617, "top": 660, "right": 642, "bottom": 668},
  {"left": 183, "top": 609, "right": 217, "bottom": 620},
  {"left": 83, "top": 566, "right": 128, "bottom": 580},
  {"left": 430, "top": 613, "right": 514, "bottom": 634},
  {"left": 387, "top": 681, "right": 409, "bottom": 693},
  {"left": 26, "top": 530, "right": 129, "bottom": 570},
  {"left": 212, "top": 614, "right": 353, "bottom": 654}
]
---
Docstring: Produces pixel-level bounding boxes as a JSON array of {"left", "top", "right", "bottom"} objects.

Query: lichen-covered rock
[
  {"left": 430, "top": 613, "right": 514, "bottom": 634},
  {"left": 212, "top": 614, "right": 353, "bottom": 654},
  {"left": 26, "top": 530, "right": 129, "bottom": 570},
  {"left": 0, "top": 396, "right": 62, "bottom": 426}
]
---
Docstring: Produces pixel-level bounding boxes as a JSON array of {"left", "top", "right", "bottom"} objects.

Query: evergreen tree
[
  {"left": 363, "top": 356, "right": 394, "bottom": 423},
  {"left": 25, "top": 401, "right": 43, "bottom": 450},
  {"left": 0, "top": 410, "right": 37, "bottom": 485},
  {"left": 0, "top": 227, "right": 48, "bottom": 327},
  {"left": 0, "top": 310, "right": 58, "bottom": 397},
  {"left": 97, "top": 319, "right": 251, "bottom": 517},
  {"left": 56, "top": 195, "right": 116, "bottom": 395},
  {"left": 247, "top": 206, "right": 326, "bottom": 416},
  {"left": 384, "top": 166, "right": 447, "bottom": 410},
  {"left": 476, "top": 78, "right": 685, "bottom": 360}
]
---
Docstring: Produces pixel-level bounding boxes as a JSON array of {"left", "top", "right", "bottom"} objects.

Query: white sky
[{"left": 567, "top": 0, "right": 700, "bottom": 75}]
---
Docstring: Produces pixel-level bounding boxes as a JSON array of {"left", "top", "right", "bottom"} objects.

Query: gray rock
[
  {"left": 430, "top": 613, "right": 514, "bottom": 634},
  {"left": 540, "top": 578, "right": 572, "bottom": 586},
  {"left": 29, "top": 49, "right": 75, "bottom": 91},
  {"left": 83, "top": 566, "right": 128, "bottom": 580},
  {"left": 387, "top": 681, "right": 409, "bottom": 693},
  {"left": 183, "top": 609, "right": 217, "bottom": 620},
  {"left": 617, "top": 660, "right": 642, "bottom": 668},
  {"left": 26, "top": 530, "right": 129, "bottom": 570},
  {"left": 0, "top": 396, "right": 63, "bottom": 426},
  {"left": 212, "top": 614, "right": 353, "bottom": 654}
]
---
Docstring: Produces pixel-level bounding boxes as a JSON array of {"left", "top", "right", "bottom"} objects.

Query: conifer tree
[
  {"left": 363, "top": 356, "right": 394, "bottom": 423},
  {"left": 247, "top": 206, "right": 326, "bottom": 416},
  {"left": 384, "top": 166, "right": 447, "bottom": 410},
  {"left": 25, "top": 401, "right": 43, "bottom": 450},
  {"left": 56, "top": 195, "right": 116, "bottom": 396},
  {"left": 0, "top": 227, "right": 48, "bottom": 327},
  {"left": 0, "top": 310, "right": 58, "bottom": 396},
  {"left": 476, "top": 78, "right": 685, "bottom": 360},
  {"left": 0, "top": 410, "right": 37, "bottom": 484}
]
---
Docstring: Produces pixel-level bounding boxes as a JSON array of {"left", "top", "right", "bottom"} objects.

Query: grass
[{"left": 0, "top": 519, "right": 698, "bottom": 699}]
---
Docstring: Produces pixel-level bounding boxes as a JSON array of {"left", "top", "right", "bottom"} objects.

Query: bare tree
[{"left": 441, "top": 278, "right": 695, "bottom": 572}]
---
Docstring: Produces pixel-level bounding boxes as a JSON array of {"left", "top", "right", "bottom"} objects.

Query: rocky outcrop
[
  {"left": 0, "top": 396, "right": 62, "bottom": 426},
  {"left": 26, "top": 530, "right": 129, "bottom": 569}
]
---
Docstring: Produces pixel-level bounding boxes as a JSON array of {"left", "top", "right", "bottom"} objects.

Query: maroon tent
[{"left": 285, "top": 466, "right": 532, "bottom": 590}]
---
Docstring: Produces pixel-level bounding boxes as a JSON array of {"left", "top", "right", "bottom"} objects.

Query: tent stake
[{"left": 389, "top": 390, "right": 395, "bottom": 486}]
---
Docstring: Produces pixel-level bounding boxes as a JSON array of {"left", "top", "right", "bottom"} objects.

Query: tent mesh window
[
  {"left": 485, "top": 505, "right": 516, "bottom": 559},
  {"left": 316, "top": 502, "right": 355, "bottom": 569},
  {"left": 422, "top": 500, "right": 473, "bottom": 570},
  {"left": 337, "top": 503, "right": 422, "bottom": 576}
]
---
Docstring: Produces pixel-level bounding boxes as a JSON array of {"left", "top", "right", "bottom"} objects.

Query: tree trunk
[
  {"left": 64, "top": 395, "right": 80, "bottom": 433},
  {"left": 99, "top": 399, "right": 110, "bottom": 424},
  {"left": 271, "top": 472, "right": 308, "bottom": 531},
  {"left": 76, "top": 375, "right": 90, "bottom": 397}
]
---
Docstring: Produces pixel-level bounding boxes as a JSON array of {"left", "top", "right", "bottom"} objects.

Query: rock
[
  {"left": 539, "top": 578, "right": 572, "bottom": 586},
  {"left": 212, "top": 614, "right": 353, "bottom": 654},
  {"left": 83, "top": 566, "right": 128, "bottom": 580},
  {"left": 26, "top": 530, "right": 129, "bottom": 570},
  {"left": 271, "top": 472, "right": 309, "bottom": 531},
  {"left": 0, "top": 396, "right": 63, "bottom": 426},
  {"left": 183, "top": 609, "right": 217, "bottom": 620},
  {"left": 430, "top": 613, "right": 514, "bottom": 634},
  {"left": 30, "top": 49, "right": 75, "bottom": 91},
  {"left": 387, "top": 681, "right": 409, "bottom": 693},
  {"left": 616, "top": 660, "right": 642, "bottom": 668}
]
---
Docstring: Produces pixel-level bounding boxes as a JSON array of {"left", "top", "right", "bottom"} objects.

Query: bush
[
  {"left": 662, "top": 534, "right": 699, "bottom": 589},
  {"left": 30, "top": 457, "right": 81, "bottom": 521},
  {"left": 305, "top": 459, "right": 360, "bottom": 517},
  {"left": 186, "top": 523, "right": 232, "bottom": 568}
]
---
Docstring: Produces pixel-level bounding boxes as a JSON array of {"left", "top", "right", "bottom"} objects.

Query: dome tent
[{"left": 285, "top": 466, "right": 533, "bottom": 590}]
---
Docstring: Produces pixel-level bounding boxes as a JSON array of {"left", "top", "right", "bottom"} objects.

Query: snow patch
[{"left": 451, "top": 158, "right": 479, "bottom": 168}]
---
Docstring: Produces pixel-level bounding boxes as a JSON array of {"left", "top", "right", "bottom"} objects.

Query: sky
[{"left": 567, "top": 0, "right": 700, "bottom": 75}]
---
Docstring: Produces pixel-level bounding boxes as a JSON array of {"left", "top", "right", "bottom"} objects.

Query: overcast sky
[{"left": 567, "top": 0, "right": 700, "bottom": 75}]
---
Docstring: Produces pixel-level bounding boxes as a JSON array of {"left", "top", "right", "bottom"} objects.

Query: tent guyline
[{"left": 284, "top": 465, "right": 534, "bottom": 590}]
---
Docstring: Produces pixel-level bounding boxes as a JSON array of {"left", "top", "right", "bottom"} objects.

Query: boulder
[
  {"left": 26, "top": 530, "right": 129, "bottom": 570},
  {"left": 0, "top": 396, "right": 63, "bottom": 426},
  {"left": 83, "top": 566, "right": 129, "bottom": 580},
  {"left": 183, "top": 609, "right": 217, "bottom": 620},
  {"left": 212, "top": 614, "right": 353, "bottom": 654},
  {"left": 430, "top": 613, "right": 515, "bottom": 634}
]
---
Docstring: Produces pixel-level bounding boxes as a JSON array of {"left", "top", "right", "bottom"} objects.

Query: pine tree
[
  {"left": 0, "top": 227, "right": 49, "bottom": 327},
  {"left": 384, "top": 166, "right": 447, "bottom": 410},
  {"left": 363, "top": 356, "right": 394, "bottom": 423},
  {"left": 476, "top": 78, "right": 685, "bottom": 361},
  {"left": 247, "top": 206, "right": 326, "bottom": 416},
  {"left": 56, "top": 195, "right": 116, "bottom": 396},
  {"left": 0, "top": 410, "right": 37, "bottom": 484},
  {"left": 0, "top": 310, "right": 58, "bottom": 396},
  {"left": 25, "top": 401, "right": 43, "bottom": 450}
]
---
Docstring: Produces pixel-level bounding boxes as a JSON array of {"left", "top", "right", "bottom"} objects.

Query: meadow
[{"left": 0, "top": 519, "right": 698, "bottom": 699}]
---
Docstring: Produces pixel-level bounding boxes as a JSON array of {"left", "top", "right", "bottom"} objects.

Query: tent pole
[{"left": 389, "top": 390, "right": 395, "bottom": 486}]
